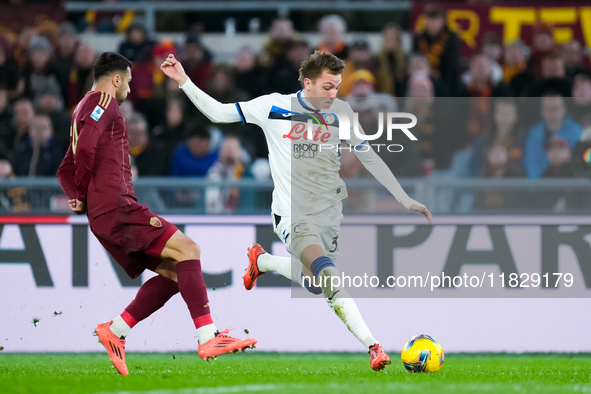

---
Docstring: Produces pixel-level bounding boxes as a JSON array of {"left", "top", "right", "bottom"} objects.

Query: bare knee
[{"left": 179, "top": 241, "right": 200, "bottom": 261}]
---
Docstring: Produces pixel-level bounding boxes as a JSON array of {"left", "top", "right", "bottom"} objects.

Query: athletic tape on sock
[{"left": 310, "top": 256, "right": 335, "bottom": 280}]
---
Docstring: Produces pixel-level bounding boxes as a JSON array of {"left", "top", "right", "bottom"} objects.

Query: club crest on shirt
[
  {"left": 324, "top": 113, "right": 335, "bottom": 124},
  {"left": 150, "top": 217, "right": 162, "bottom": 227},
  {"left": 90, "top": 105, "right": 104, "bottom": 122}
]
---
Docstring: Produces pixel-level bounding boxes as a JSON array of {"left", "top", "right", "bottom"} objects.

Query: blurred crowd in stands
[{"left": 1, "top": 2, "right": 591, "bottom": 204}]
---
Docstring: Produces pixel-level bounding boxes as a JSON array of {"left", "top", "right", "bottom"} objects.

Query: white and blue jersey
[{"left": 235, "top": 90, "right": 367, "bottom": 217}]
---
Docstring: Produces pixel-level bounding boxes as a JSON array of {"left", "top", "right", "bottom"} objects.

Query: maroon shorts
[{"left": 90, "top": 203, "right": 178, "bottom": 279}]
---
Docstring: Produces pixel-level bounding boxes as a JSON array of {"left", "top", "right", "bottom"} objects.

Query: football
[{"left": 401, "top": 334, "right": 445, "bottom": 373}]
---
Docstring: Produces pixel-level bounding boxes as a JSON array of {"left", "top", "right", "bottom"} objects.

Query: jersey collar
[{"left": 297, "top": 89, "right": 320, "bottom": 112}]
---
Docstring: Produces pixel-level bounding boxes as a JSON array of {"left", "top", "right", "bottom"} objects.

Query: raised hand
[{"left": 160, "top": 54, "right": 188, "bottom": 86}]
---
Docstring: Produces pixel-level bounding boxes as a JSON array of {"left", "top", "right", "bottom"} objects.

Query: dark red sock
[
  {"left": 122, "top": 275, "right": 179, "bottom": 328},
  {"left": 176, "top": 259, "right": 213, "bottom": 328}
]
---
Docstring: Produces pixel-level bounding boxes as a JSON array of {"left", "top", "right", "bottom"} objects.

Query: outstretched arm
[
  {"left": 354, "top": 146, "right": 433, "bottom": 224},
  {"left": 160, "top": 54, "right": 241, "bottom": 124}
]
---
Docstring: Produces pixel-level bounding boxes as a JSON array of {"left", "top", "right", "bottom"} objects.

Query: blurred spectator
[
  {"left": 347, "top": 71, "right": 421, "bottom": 177},
  {"left": 462, "top": 34, "right": 504, "bottom": 87},
  {"left": 457, "top": 55, "right": 512, "bottom": 141},
  {"left": 481, "top": 145, "right": 522, "bottom": 178},
  {"left": 502, "top": 40, "right": 534, "bottom": 97},
  {"left": 127, "top": 114, "right": 168, "bottom": 176},
  {"left": 0, "top": 87, "right": 12, "bottom": 129},
  {"left": 346, "top": 70, "right": 398, "bottom": 104},
  {"left": 0, "top": 36, "right": 21, "bottom": 100},
  {"left": 0, "top": 158, "right": 13, "bottom": 178},
  {"left": 152, "top": 97, "right": 187, "bottom": 167},
  {"left": 339, "top": 38, "right": 379, "bottom": 97},
  {"left": 11, "top": 114, "right": 62, "bottom": 176},
  {"left": 1, "top": 98, "right": 34, "bottom": 151},
  {"left": 473, "top": 142, "right": 525, "bottom": 211},
  {"left": 14, "top": 26, "right": 37, "bottom": 67},
  {"left": 407, "top": 53, "right": 448, "bottom": 97},
  {"left": 234, "top": 47, "right": 267, "bottom": 98},
  {"left": 180, "top": 33, "right": 213, "bottom": 92},
  {"left": 205, "top": 136, "right": 251, "bottom": 213},
  {"left": 259, "top": 18, "right": 295, "bottom": 70},
  {"left": 207, "top": 64, "right": 249, "bottom": 135},
  {"left": 376, "top": 23, "right": 407, "bottom": 96},
  {"left": 117, "top": 22, "right": 154, "bottom": 62},
  {"left": 524, "top": 94, "right": 582, "bottom": 179},
  {"left": 528, "top": 22, "right": 557, "bottom": 80},
  {"left": 528, "top": 53, "right": 572, "bottom": 97},
  {"left": 562, "top": 40, "right": 589, "bottom": 83},
  {"left": 542, "top": 136, "right": 575, "bottom": 177},
  {"left": 23, "top": 36, "right": 58, "bottom": 99},
  {"left": 271, "top": 39, "right": 310, "bottom": 95},
  {"left": 458, "top": 54, "right": 512, "bottom": 97},
  {"left": 152, "top": 40, "right": 176, "bottom": 99},
  {"left": 34, "top": 79, "right": 71, "bottom": 153},
  {"left": 251, "top": 158, "right": 271, "bottom": 181},
  {"left": 404, "top": 74, "right": 455, "bottom": 170},
  {"left": 67, "top": 43, "right": 96, "bottom": 108},
  {"left": 79, "top": 7, "right": 134, "bottom": 34},
  {"left": 119, "top": 100, "right": 135, "bottom": 121},
  {"left": 347, "top": 70, "right": 376, "bottom": 99},
  {"left": 131, "top": 164, "right": 139, "bottom": 181},
  {"left": 131, "top": 39, "right": 177, "bottom": 127},
  {"left": 469, "top": 98, "right": 524, "bottom": 177},
  {"left": 340, "top": 72, "right": 376, "bottom": 179},
  {"left": 170, "top": 122, "right": 223, "bottom": 177},
  {"left": 316, "top": 14, "right": 348, "bottom": 60},
  {"left": 53, "top": 22, "right": 79, "bottom": 106},
  {"left": 128, "top": 40, "right": 173, "bottom": 102},
  {"left": 571, "top": 74, "right": 591, "bottom": 128},
  {"left": 413, "top": 4, "right": 459, "bottom": 94},
  {"left": 208, "top": 64, "right": 249, "bottom": 105},
  {"left": 480, "top": 32, "right": 504, "bottom": 84},
  {"left": 573, "top": 127, "right": 591, "bottom": 178}
]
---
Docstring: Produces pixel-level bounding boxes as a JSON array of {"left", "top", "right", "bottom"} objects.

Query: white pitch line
[
  {"left": 94, "top": 383, "right": 301, "bottom": 394},
  {"left": 94, "top": 381, "right": 591, "bottom": 394}
]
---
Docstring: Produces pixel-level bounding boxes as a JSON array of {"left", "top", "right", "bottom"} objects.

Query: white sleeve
[
  {"left": 180, "top": 79, "right": 242, "bottom": 124},
  {"left": 354, "top": 146, "right": 426, "bottom": 211},
  {"left": 235, "top": 94, "right": 276, "bottom": 127}
]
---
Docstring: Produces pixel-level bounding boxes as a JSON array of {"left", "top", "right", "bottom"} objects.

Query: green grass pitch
[{"left": 1, "top": 352, "right": 590, "bottom": 393}]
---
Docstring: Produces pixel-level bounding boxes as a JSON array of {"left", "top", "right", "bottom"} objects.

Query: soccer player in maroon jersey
[{"left": 57, "top": 52, "right": 256, "bottom": 375}]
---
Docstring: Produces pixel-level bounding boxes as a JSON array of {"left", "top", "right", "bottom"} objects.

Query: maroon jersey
[{"left": 57, "top": 91, "right": 137, "bottom": 221}]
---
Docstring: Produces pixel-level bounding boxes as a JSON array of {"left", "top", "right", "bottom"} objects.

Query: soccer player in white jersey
[{"left": 161, "top": 51, "right": 432, "bottom": 371}]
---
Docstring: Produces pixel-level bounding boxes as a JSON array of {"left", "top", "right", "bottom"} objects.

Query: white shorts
[{"left": 272, "top": 201, "right": 343, "bottom": 263}]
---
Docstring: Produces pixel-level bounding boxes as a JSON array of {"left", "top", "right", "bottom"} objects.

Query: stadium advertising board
[{"left": 1, "top": 215, "right": 591, "bottom": 353}]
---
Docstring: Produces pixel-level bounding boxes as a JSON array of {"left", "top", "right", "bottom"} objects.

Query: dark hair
[
  {"left": 424, "top": 4, "right": 445, "bottom": 19},
  {"left": 93, "top": 52, "right": 132, "bottom": 82},
  {"left": 298, "top": 50, "right": 345, "bottom": 87},
  {"left": 184, "top": 121, "right": 211, "bottom": 140}
]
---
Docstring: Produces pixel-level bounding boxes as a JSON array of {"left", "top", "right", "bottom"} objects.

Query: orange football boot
[
  {"left": 198, "top": 328, "right": 257, "bottom": 361},
  {"left": 244, "top": 244, "right": 266, "bottom": 290},
  {"left": 369, "top": 343, "right": 391, "bottom": 371},
  {"left": 94, "top": 321, "right": 129, "bottom": 375}
]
